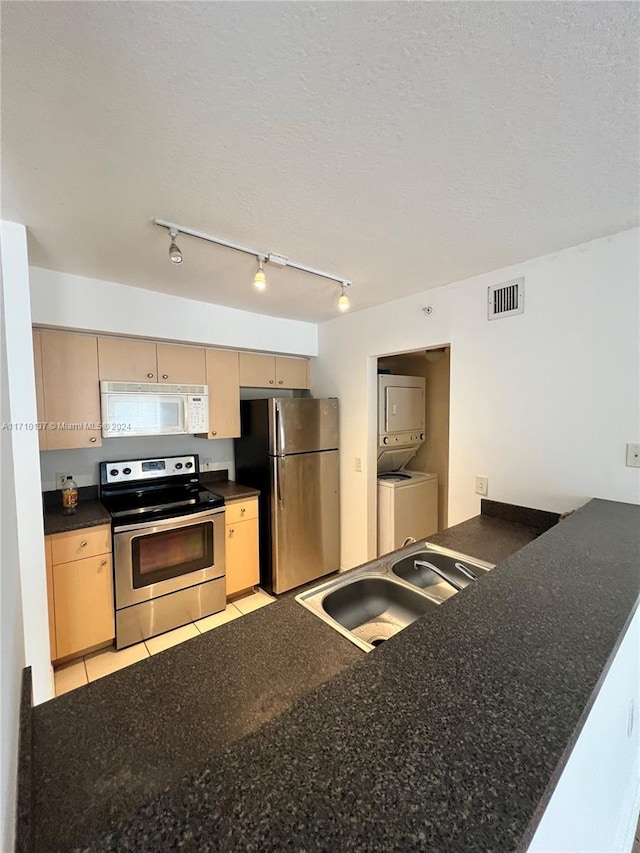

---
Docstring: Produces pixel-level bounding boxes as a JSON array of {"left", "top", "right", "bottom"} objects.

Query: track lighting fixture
[
  {"left": 254, "top": 256, "right": 267, "bottom": 291},
  {"left": 154, "top": 219, "right": 352, "bottom": 312},
  {"left": 338, "top": 282, "right": 350, "bottom": 312},
  {"left": 168, "top": 229, "right": 183, "bottom": 265}
]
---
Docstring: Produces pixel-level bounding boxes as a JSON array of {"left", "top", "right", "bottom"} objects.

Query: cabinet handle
[
  {"left": 90, "top": 437, "right": 97, "bottom": 443},
  {"left": 240, "top": 507, "right": 246, "bottom": 514},
  {"left": 278, "top": 380, "right": 283, "bottom": 385},
  {"left": 162, "top": 374, "right": 168, "bottom": 379},
  {"left": 80, "top": 540, "right": 88, "bottom": 548},
  {"left": 147, "top": 373, "right": 154, "bottom": 378},
  {"left": 211, "top": 430, "right": 217, "bottom": 436},
  {"left": 269, "top": 379, "right": 274, "bottom": 385},
  {"left": 229, "top": 528, "right": 235, "bottom": 535},
  {"left": 100, "top": 559, "right": 107, "bottom": 567}
]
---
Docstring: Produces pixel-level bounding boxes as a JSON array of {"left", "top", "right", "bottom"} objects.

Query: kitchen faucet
[{"left": 413, "top": 558, "right": 477, "bottom": 591}]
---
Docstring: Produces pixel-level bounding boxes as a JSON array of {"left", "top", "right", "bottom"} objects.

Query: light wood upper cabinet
[
  {"left": 238, "top": 352, "right": 275, "bottom": 388},
  {"left": 32, "top": 330, "right": 47, "bottom": 450},
  {"left": 238, "top": 353, "right": 310, "bottom": 389},
  {"left": 156, "top": 344, "right": 206, "bottom": 385},
  {"left": 276, "top": 356, "right": 310, "bottom": 390},
  {"left": 98, "top": 337, "right": 158, "bottom": 382},
  {"left": 40, "top": 330, "right": 102, "bottom": 449},
  {"left": 200, "top": 349, "right": 240, "bottom": 439},
  {"left": 225, "top": 498, "right": 259, "bottom": 598}
]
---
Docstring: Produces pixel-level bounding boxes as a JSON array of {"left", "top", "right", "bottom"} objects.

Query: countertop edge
[{"left": 517, "top": 593, "right": 640, "bottom": 851}]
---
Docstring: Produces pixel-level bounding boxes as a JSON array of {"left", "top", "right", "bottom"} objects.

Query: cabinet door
[
  {"left": 32, "top": 330, "right": 47, "bottom": 450},
  {"left": 98, "top": 337, "right": 157, "bottom": 382},
  {"left": 201, "top": 349, "right": 240, "bottom": 439},
  {"left": 45, "top": 537, "right": 56, "bottom": 660},
  {"left": 53, "top": 553, "right": 115, "bottom": 659},
  {"left": 238, "top": 352, "right": 276, "bottom": 388},
  {"left": 226, "top": 517, "right": 259, "bottom": 597},
  {"left": 40, "top": 331, "right": 102, "bottom": 449},
  {"left": 275, "top": 357, "right": 310, "bottom": 389},
  {"left": 156, "top": 344, "right": 206, "bottom": 385}
]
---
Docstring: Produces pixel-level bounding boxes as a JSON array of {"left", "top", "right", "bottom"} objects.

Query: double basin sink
[{"left": 295, "top": 544, "right": 494, "bottom": 652}]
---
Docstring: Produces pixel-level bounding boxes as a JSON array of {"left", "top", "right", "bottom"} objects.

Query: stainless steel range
[{"left": 100, "top": 454, "right": 226, "bottom": 649}]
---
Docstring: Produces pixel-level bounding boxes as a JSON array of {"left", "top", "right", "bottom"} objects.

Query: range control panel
[{"left": 100, "top": 455, "right": 198, "bottom": 485}]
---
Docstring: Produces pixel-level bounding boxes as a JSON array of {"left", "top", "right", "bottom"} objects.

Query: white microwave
[{"left": 100, "top": 381, "right": 209, "bottom": 438}]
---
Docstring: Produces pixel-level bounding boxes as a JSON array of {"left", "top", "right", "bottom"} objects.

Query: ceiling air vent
[{"left": 488, "top": 277, "right": 524, "bottom": 320}]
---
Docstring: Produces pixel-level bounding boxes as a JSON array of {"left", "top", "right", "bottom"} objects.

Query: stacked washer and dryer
[{"left": 377, "top": 374, "right": 439, "bottom": 556}]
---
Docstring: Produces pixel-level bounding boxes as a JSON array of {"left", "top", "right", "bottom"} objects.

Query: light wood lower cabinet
[
  {"left": 225, "top": 498, "right": 259, "bottom": 597},
  {"left": 44, "top": 537, "right": 56, "bottom": 659},
  {"left": 46, "top": 524, "right": 114, "bottom": 662}
]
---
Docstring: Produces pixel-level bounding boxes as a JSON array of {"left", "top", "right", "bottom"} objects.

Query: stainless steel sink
[
  {"left": 296, "top": 543, "right": 494, "bottom": 652},
  {"left": 322, "top": 576, "right": 436, "bottom": 648}
]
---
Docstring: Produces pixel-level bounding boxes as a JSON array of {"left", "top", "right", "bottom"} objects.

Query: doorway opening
[{"left": 375, "top": 346, "right": 451, "bottom": 557}]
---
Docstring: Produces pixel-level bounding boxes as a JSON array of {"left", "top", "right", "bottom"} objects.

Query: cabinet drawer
[
  {"left": 50, "top": 524, "right": 112, "bottom": 564},
  {"left": 225, "top": 498, "right": 258, "bottom": 525}
]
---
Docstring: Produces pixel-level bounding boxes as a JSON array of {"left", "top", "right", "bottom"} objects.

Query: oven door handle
[{"left": 113, "top": 506, "right": 225, "bottom": 534}]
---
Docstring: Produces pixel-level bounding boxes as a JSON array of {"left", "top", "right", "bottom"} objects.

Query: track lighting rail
[{"left": 154, "top": 218, "right": 351, "bottom": 310}]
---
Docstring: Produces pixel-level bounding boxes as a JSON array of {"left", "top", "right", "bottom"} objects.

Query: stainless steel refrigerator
[{"left": 234, "top": 398, "right": 340, "bottom": 594}]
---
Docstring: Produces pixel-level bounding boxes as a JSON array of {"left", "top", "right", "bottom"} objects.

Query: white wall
[
  {"left": 527, "top": 605, "right": 640, "bottom": 853},
  {"left": 1, "top": 224, "right": 52, "bottom": 706},
  {"left": 30, "top": 267, "right": 318, "bottom": 356},
  {"left": 314, "top": 229, "right": 640, "bottom": 569},
  {"left": 39, "top": 436, "right": 235, "bottom": 491},
  {"left": 0, "top": 238, "right": 27, "bottom": 853}
]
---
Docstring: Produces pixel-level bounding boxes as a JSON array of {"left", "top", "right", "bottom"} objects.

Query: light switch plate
[
  {"left": 475, "top": 475, "right": 488, "bottom": 496},
  {"left": 626, "top": 443, "right": 640, "bottom": 468}
]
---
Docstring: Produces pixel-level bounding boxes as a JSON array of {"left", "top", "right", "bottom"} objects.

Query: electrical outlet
[
  {"left": 475, "top": 475, "right": 488, "bottom": 496},
  {"left": 626, "top": 443, "right": 640, "bottom": 468},
  {"left": 56, "top": 472, "right": 73, "bottom": 490},
  {"left": 355, "top": 457, "right": 362, "bottom": 472},
  {"left": 201, "top": 458, "right": 214, "bottom": 472}
]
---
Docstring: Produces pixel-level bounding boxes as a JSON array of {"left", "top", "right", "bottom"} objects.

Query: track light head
[
  {"left": 338, "top": 282, "right": 350, "bottom": 311},
  {"left": 254, "top": 256, "right": 267, "bottom": 290},
  {"left": 168, "top": 230, "right": 183, "bottom": 264}
]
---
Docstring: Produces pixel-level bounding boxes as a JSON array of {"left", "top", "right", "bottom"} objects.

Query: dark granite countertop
[
  {"left": 32, "top": 599, "right": 361, "bottom": 850},
  {"left": 42, "top": 478, "right": 259, "bottom": 535},
  {"left": 203, "top": 479, "right": 260, "bottom": 501},
  {"left": 427, "top": 513, "right": 541, "bottom": 564},
  {"left": 27, "top": 499, "right": 639, "bottom": 852},
  {"left": 43, "top": 499, "right": 112, "bottom": 536}
]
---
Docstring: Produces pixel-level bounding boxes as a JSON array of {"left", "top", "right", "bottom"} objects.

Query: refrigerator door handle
[
  {"left": 276, "top": 457, "right": 284, "bottom": 508},
  {"left": 275, "top": 400, "right": 286, "bottom": 457}
]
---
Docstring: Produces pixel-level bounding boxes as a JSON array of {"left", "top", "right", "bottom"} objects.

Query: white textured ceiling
[{"left": 2, "top": 1, "right": 639, "bottom": 323}]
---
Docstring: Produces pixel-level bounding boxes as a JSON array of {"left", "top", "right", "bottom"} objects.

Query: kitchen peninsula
[{"left": 19, "top": 498, "right": 639, "bottom": 852}]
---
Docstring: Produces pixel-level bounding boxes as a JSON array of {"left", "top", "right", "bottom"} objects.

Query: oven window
[{"left": 131, "top": 521, "right": 214, "bottom": 588}]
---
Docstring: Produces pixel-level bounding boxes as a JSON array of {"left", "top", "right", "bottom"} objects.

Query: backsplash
[{"left": 39, "top": 435, "right": 235, "bottom": 491}]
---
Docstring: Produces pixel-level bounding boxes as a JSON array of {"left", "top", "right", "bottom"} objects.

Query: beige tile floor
[{"left": 54, "top": 589, "right": 275, "bottom": 697}]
